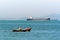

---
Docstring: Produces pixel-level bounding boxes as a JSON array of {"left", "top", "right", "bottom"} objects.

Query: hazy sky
[{"left": 0, "top": 0, "right": 60, "bottom": 20}]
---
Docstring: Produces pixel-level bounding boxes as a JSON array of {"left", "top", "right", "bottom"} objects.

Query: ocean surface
[{"left": 0, "top": 20, "right": 60, "bottom": 40}]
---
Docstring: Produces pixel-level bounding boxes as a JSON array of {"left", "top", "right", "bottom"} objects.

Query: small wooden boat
[{"left": 13, "top": 28, "right": 31, "bottom": 32}]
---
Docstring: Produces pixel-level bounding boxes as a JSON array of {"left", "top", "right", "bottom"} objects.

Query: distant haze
[{"left": 0, "top": 0, "right": 60, "bottom": 20}]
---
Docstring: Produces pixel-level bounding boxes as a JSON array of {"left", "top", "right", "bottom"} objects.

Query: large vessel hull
[{"left": 27, "top": 18, "right": 50, "bottom": 21}]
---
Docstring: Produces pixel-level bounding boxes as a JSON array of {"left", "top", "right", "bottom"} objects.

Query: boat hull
[
  {"left": 13, "top": 29, "right": 31, "bottom": 32},
  {"left": 27, "top": 18, "right": 50, "bottom": 21}
]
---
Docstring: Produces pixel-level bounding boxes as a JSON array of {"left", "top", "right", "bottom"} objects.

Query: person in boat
[
  {"left": 25, "top": 27, "right": 31, "bottom": 31},
  {"left": 18, "top": 27, "right": 22, "bottom": 31}
]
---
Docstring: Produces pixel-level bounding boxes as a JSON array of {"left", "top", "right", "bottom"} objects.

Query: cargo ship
[{"left": 27, "top": 16, "right": 50, "bottom": 21}]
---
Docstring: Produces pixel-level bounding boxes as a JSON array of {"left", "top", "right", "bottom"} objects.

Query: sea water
[{"left": 0, "top": 20, "right": 60, "bottom": 40}]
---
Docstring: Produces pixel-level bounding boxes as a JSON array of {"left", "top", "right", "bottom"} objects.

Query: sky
[{"left": 0, "top": 0, "right": 60, "bottom": 20}]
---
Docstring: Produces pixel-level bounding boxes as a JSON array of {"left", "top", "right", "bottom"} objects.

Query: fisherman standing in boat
[{"left": 18, "top": 27, "right": 22, "bottom": 31}]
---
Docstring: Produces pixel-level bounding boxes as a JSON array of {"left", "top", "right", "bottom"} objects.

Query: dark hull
[
  {"left": 13, "top": 29, "right": 31, "bottom": 32},
  {"left": 27, "top": 18, "right": 50, "bottom": 21}
]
